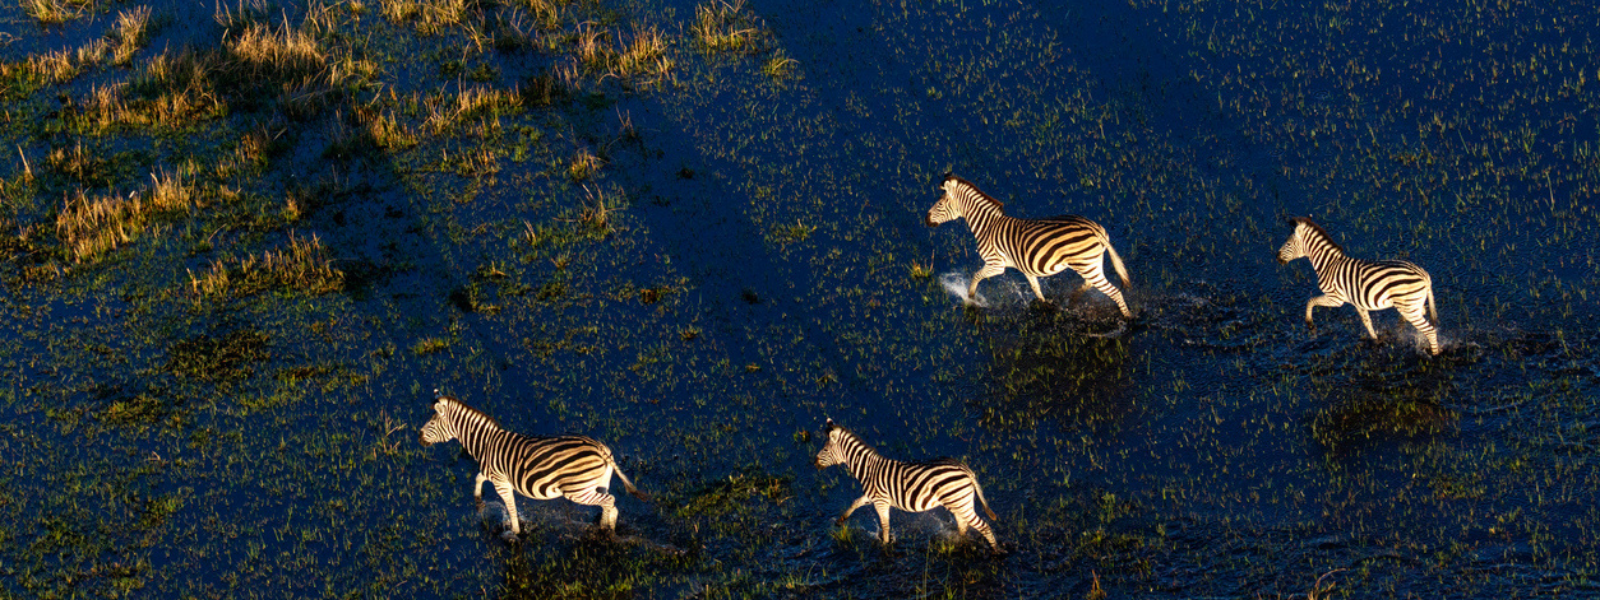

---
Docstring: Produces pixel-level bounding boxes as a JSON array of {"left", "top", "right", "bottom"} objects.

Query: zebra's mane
[
  {"left": 439, "top": 396, "right": 504, "bottom": 430},
  {"left": 826, "top": 421, "right": 881, "bottom": 456},
  {"left": 1289, "top": 217, "right": 1345, "bottom": 254},
  {"left": 944, "top": 174, "right": 1004, "bottom": 208}
]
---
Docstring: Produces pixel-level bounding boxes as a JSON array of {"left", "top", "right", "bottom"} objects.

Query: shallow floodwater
[{"left": 2, "top": 0, "right": 1598, "bottom": 597}]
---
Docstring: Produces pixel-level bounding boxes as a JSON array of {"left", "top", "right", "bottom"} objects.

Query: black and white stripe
[
  {"left": 814, "top": 419, "right": 1001, "bottom": 552},
  {"left": 419, "top": 393, "right": 646, "bottom": 536},
  {"left": 926, "top": 173, "right": 1133, "bottom": 317},
  {"left": 1276, "top": 217, "right": 1441, "bottom": 355}
]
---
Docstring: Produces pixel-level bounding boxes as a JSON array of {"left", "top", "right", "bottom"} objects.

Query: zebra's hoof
[{"left": 500, "top": 531, "right": 520, "bottom": 543}]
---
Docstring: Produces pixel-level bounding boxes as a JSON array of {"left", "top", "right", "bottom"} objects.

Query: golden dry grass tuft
[
  {"left": 214, "top": 0, "right": 273, "bottom": 29},
  {"left": 11, "top": 6, "right": 149, "bottom": 89},
  {"left": 27, "top": 39, "right": 106, "bottom": 83},
  {"left": 189, "top": 232, "right": 344, "bottom": 298},
  {"left": 225, "top": 23, "right": 328, "bottom": 83},
  {"left": 19, "top": 0, "right": 89, "bottom": 25},
  {"left": 567, "top": 147, "right": 602, "bottom": 182},
  {"left": 111, "top": 7, "right": 151, "bottom": 66},
  {"left": 380, "top": 0, "right": 469, "bottom": 35},
  {"left": 576, "top": 183, "right": 619, "bottom": 234},
  {"left": 55, "top": 171, "right": 199, "bottom": 262},
  {"left": 425, "top": 85, "right": 520, "bottom": 133},
  {"left": 692, "top": 0, "right": 766, "bottom": 54},
  {"left": 614, "top": 25, "right": 674, "bottom": 85},
  {"left": 367, "top": 110, "right": 418, "bottom": 150},
  {"left": 44, "top": 142, "right": 111, "bottom": 185},
  {"left": 75, "top": 54, "right": 226, "bottom": 133},
  {"left": 762, "top": 52, "right": 797, "bottom": 80}
]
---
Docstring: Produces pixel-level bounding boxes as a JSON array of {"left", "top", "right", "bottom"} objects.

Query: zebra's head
[
  {"left": 1276, "top": 217, "right": 1313, "bottom": 265},
  {"left": 814, "top": 418, "right": 848, "bottom": 469},
  {"left": 925, "top": 175, "right": 966, "bottom": 227},
  {"left": 418, "top": 395, "right": 458, "bottom": 446}
]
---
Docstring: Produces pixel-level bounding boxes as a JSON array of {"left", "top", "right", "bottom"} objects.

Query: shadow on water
[{"left": 968, "top": 308, "right": 1133, "bottom": 433}]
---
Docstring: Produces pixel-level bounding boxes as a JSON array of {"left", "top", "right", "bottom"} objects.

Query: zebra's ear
[{"left": 824, "top": 418, "right": 835, "bottom": 431}]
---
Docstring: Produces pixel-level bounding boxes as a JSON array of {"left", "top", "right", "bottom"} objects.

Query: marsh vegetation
[{"left": 2, "top": 0, "right": 1598, "bottom": 597}]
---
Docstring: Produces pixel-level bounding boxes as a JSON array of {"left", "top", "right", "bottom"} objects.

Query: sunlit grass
[
  {"left": 188, "top": 232, "right": 344, "bottom": 298},
  {"left": 691, "top": 0, "right": 764, "bottom": 54},
  {"left": 55, "top": 171, "right": 199, "bottom": 262},
  {"left": 18, "top": 0, "right": 89, "bottom": 24}
]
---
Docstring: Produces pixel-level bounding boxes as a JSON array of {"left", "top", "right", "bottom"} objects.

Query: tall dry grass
[
  {"left": 424, "top": 85, "right": 520, "bottom": 133},
  {"left": 691, "top": 0, "right": 765, "bottom": 54},
  {"left": 188, "top": 232, "right": 344, "bottom": 298},
  {"left": 111, "top": 7, "right": 151, "bottom": 66},
  {"left": 55, "top": 171, "right": 199, "bottom": 262}
]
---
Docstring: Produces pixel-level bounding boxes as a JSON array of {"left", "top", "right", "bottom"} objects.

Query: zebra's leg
[
  {"left": 944, "top": 495, "right": 1000, "bottom": 551},
  {"left": 1025, "top": 275, "right": 1051, "bottom": 304},
  {"left": 564, "top": 486, "right": 619, "bottom": 531},
  {"left": 1304, "top": 295, "right": 1344, "bottom": 332},
  {"left": 1355, "top": 307, "right": 1378, "bottom": 340},
  {"left": 474, "top": 472, "right": 489, "bottom": 509},
  {"left": 1398, "top": 303, "right": 1441, "bottom": 355},
  {"left": 1077, "top": 262, "right": 1134, "bottom": 318},
  {"left": 492, "top": 480, "right": 522, "bottom": 536},
  {"left": 967, "top": 264, "right": 1007, "bottom": 303},
  {"left": 873, "top": 501, "right": 894, "bottom": 545},
  {"left": 957, "top": 507, "right": 1000, "bottom": 551},
  {"left": 836, "top": 495, "right": 871, "bottom": 526}
]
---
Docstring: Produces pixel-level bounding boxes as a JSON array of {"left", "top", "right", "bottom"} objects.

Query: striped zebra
[
  {"left": 814, "top": 419, "right": 1002, "bottom": 553},
  {"left": 926, "top": 173, "right": 1133, "bottom": 318},
  {"left": 418, "top": 393, "right": 647, "bottom": 537},
  {"left": 1276, "top": 217, "right": 1441, "bottom": 355}
]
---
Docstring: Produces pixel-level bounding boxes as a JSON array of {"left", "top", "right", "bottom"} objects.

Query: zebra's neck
[
  {"left": 838, "top": 433, "right": 887, "bottom": 482},
  {"left": 954, "top": 185, "right": 1009, "bottom": 238},
  {"left": 1301, "top": 229, "right": 1349, "bottom": 283},
  {"left": 448, "top": 404, "right": 503, "bottom": 460}
]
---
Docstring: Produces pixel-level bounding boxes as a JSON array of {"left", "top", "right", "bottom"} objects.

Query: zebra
[
  {"left": 418, "top": 393, "right": 647, "bottom": 537},
  {"left": 926, "top": 173, "right": 1133, "bottom": 318},
  {"left": 1276, "top": 217, "right": 1441, "bottom": 355},
  {"left": 813, "top": 418, "right": 1002, "bottom": 553}
]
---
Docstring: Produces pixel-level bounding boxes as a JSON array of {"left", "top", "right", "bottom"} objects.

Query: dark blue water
[{"left": 2, "top": 0, "right": 1598, "bottom": 597}]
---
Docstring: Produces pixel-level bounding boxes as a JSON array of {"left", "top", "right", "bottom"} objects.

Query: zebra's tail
[
  {"left": 972, "top": 475, "right": 998, "bottom": 522},
  {"left": 1099, "top": 227, "right": 1131, "bottom": 289},
  {"left": 1426, "top": 274, "right": 1439, "bottom": 324},
  {"left": 606, "top": 454, "right": 650, "bottom": 502}
]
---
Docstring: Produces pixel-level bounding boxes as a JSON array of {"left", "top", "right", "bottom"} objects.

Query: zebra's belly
[
  {"left": 517, "top": 485, "right": 565, "bottom": 500},
  {"left": 1354, "top": 297, "right": 1395, "bottom": 311},
  {"left": 889, "top": 496, "right": 941, "bottom": 514},
  {"left": 1006, "top": 255, "right": 1073, "bottom": 278},
  {"left": 516, "top": 472, "right": 606, "bottom": 499},
  {"left": 1336, "top": 289, "right": 1394, "bottom": 311}
]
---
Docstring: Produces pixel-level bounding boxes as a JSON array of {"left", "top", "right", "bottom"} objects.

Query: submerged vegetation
[{"left": 1, "top": 0, "right": 1598, "bottom": 598}]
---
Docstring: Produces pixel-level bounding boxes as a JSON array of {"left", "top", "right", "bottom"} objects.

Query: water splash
[
  {"left": 939, "top": 272, "right": 988, "bottom": 307},
  {"left": 940, "top": 271, "right": 1034, "bottom": 308}
]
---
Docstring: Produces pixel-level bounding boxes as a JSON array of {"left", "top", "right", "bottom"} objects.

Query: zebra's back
[
  {"left": 489, "top": 434, "right": 615, "bottom": 501},
  {"left": 1333, "top": 258, "right": 1432, "bottom": 311},
  {"left": 880, "top": 457, "right": 982, "bottom": 513},
  {"left": 1002, "top": 215, "right": 1108, "bottom": 277}
]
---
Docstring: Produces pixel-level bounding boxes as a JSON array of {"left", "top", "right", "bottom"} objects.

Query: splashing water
[
  {"left": 939, "top": 272, "right": 991, "bottom": 308},
  {"left": 939, "top": 272, "right": 985, "bottom": 307},
  {"left": 939, "top": 271, "right": 1046, "bottom": 309}
]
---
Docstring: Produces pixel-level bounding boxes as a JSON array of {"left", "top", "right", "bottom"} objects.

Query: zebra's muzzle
[{"left": 924, "top": 214, "right": 936, "bottom": 227}]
